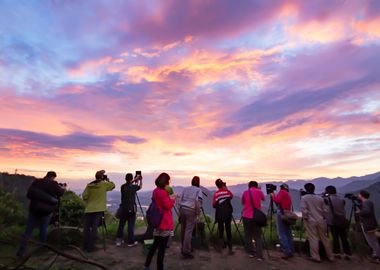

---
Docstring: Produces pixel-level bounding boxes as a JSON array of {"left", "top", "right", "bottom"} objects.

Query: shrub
[
  {"left": 0, "top": 188, "right": 25, "bottom": 227},
  {"left": 57, "top": 191, "right": 85, "bottom": 227}
]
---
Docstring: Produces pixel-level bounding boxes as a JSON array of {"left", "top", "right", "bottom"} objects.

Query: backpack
[{"left": 146, "top": 198, "right": 162, "bottom": 229}]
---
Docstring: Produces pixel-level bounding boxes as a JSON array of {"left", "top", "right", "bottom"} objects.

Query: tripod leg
[
  {"left": 201, "top": 208, "right": 212, "bottom": 233},
  {"left": 262, "top": 230, "right": 271, "bottom": 259},
  {"left": 135, "top": 194, "right": 147, "bottom": 225},
  {"left": 232, "top": 217, "right": 244, "bottom": 246},
  {"left": 102, "top": 215, "right": 106, "bottom": 251}
]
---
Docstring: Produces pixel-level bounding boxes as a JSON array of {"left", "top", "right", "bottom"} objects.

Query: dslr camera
[
  {"left": 344, "top": 193, "right": 359, "bottom": 202},
  {"left": 102, "top": 174, "right": 109, "bottom": 181},
  {"left": 299, "top": 189, "right": 307, "bottom": 197},
  {"left": 266, "top": 184, "right": 277, "bottom": 194},
  {"left": 58, "top": 182, "right": 67, "bottom": 187}
]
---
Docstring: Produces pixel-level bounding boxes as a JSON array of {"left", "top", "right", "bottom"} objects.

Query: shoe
[
  {"left": 307, "top": 257, "right": 321, "bottom": 263},
  {"left": 334, "top": 253, "right": 342, "bottom": 259},
  {"left": 228, "top": 250, "right": 235, "bottom": 255},
  {"left": 248, "top": 254, "right": 255, "bottom": 258},
  {"left": 115, "top": 238, "right": 124, "bottom": 247},
  {"left": 256, "top": 257, "right": 264, "bottom": 262},
  {"left": 143, "top": 267, "right": 150, "bottom": 270},
  {"left": 344, "top": 255, "right": 351, "bottom": 261},
  {"left": 127, "top": 241, "right": 138, "bottom": 247},
  {"left": 181, "top": 252, "right": 194, "bottom": 259}
]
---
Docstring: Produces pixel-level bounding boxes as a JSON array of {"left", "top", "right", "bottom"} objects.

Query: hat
[
  {"left": 280, "top": 183, "right": 289, "bottom": 190},
  {"left": 215, "top": 178, "right": 225, "bottom": 187}
]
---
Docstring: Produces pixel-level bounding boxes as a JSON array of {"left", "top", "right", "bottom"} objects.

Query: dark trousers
[
  {"left": 243, "top": 217, "right": 263, "bottom": 258},
  {"left": 83, "top": 212, "right": 103, "bottom": 251},
  {"left": 217, "top": 218, "right": 232, "bottom": 250},
  {"left": 116, "top": 212, "right": 136, "bottom": 244},
  {"left": 329, "top": 225, "right": 351, "bottom": 255},
  {"left": 17, "top": 212, "right": 52, "bottom": 256},
  {"left": 144, "top": 236, "right": 169, "bottom": 270}
]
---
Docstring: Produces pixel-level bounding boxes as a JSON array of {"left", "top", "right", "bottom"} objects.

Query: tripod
[
  {"left": 101, "top": 213, "right": 108, "bottom": 251},
  {"left": 266, "top": 196, "right": 275, "bottom": 244},
  {"left": 135, "top": 193, "right": 147, "bottom": 225},
  {"left": 347, "top": 199, "right": 360, "bottom": 230}
]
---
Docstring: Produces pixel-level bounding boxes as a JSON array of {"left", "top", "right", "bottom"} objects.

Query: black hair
[
  {"left": 192, "top": 176, "right": 200, "bottom": 187},
  {"left": 304, "top": 183, "right": 315, "bottom": 194},
  {"left": 359, "top": 190, "right": 370, "bottom": 199},
  {"left": 125, "top": 173, "right": 134, "bottom": 182},
  {"left": 155, "top": 172, "right": 170, "bottom": 189},
  {"left": 45, "top": 171, "right": 57, "bottom": 179},
  {"left": 215, "top": 179, "right": 224, "bottom": 189},
  {"left": 249, "top": 181, "right": 258, "bottom": 188},
  {"left": 325, "top": 185, "right": 337, "bottom": 195}
]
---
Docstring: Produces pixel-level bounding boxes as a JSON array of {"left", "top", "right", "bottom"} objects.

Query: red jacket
[
  {"left": 153, "top": 187, "right": 175, "bottom": 230},
  {"left": 272, "top": 189, "right": 292, "bottom": 211}
]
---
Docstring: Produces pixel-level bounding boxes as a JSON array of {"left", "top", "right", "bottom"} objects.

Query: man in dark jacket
[
  {"left": 16, "top": 171, "right": 65, "bottom": 257},
  {"left": 115, "top": 172, "right": 142, "bottom": 247},
  {"left": 357, "top": 190, "right": 380, "bottom": 262},
  {"left": 325, "top": 186, "right": 351, "bottom": 259}
]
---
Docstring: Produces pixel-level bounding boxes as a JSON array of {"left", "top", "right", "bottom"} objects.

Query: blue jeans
[
  {"left": 276, "top": 210, "right": 294, "bottom": 256},
  {"left": 17, "top": 212, "right": 52, "bottom": 256},
  {"left": 116, "top": 212, "right": 137, "bottom": 244}
]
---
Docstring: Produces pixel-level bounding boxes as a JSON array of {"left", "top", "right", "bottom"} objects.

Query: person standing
[
  {"left": 179, "top": 176, "right": 203, "bottom": 259},
  {"left": 16, "top": 171, "right": 66, "bottom": 257},
  {"left": 241, "top": 181, "right": 265, "bottom": 260},
  {"left": 115, "top": 172, "right": 143, "bottom": 247},
  {"left": 271, "top": 183, "right": 295, "bottom": 259},
  {"left": 301, "top": 183, "right": 334, "bottom": 262},
  {"left": 82, "top": 170, "right": 115, "bottom": 252},
  {"left": 212, "top": 179, "right": 234, "bottom": 255},
  {"left": 357, "top": 190, "right": 380, "bottom": 263},
  {"left": 324, "top": 185, "right": 351, "bottom": 260},
  {"left": 144, "top": 173, "right": 176, "bottom": 270}
]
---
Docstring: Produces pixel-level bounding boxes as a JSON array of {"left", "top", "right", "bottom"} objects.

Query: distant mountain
[
  {"left": 0, "top": 172, "right": 35, "bottom": 207},
  {"left": 339, "top": 177, "right": 380, "bottom": 194}
]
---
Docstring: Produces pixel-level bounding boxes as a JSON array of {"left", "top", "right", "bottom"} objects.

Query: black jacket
[
  {"left": 27, "top": 178, "right": 65, "bottom": 216},
  {"left": 358, "top": 200, "right": 378, "bottom": 232}
]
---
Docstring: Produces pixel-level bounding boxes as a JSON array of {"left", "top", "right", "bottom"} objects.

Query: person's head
[
  {"left": 215, "top": 178, "right": 225, "bottom": 189},
  {"left": 95, "top": 170, "right": 106, "bottom": 180},
  {"left": 249, "top": 181, "right": 258, "bottom": 188},
  {"left": 125, "top": 173, "right": 134, "bottom": 183},
  {"left": 325, "top": 185, "right": 337, "bottom": 195},
  {"left": 280, "top": 183, "right": 289, "bottom": 191},
  {"left": 155, "top": 172, "right": 170, "bottom": 189},
  {"left": 191, "top": 176, "right": 200, "bottom": 187},
  {"left": 44, "top": 171, "right": 57, "bottom": 180},
  {"left": 358, "top": 190, "right": 370, "bottom": 201},
  {"left": 304, "top": 183, "right": 315, "bottom": 194}
]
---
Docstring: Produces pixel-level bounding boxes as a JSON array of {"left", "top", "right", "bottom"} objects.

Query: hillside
[{"left": 0, "top": 172, "right": 35, "bottom": 207}]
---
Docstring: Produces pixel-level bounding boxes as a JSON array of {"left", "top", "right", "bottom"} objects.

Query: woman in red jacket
[{"left": 144, "top": 173, "right": 176, "bottom": 270}]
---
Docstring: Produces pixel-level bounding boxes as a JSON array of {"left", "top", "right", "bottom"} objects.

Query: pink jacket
[
  {"left": 241, "top": 187, "right": 265, "bottom": 219},
  {"left": 153, "top": 187, "right": 175, "bottom": 230}
]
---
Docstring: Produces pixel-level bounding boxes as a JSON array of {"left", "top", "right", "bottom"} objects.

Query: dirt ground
[{"left": 1, "top": 240, "right": 380, "bottom": 270}]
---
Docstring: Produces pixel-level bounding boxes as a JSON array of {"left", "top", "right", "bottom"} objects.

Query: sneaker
[
  {"left": 281, "top": 254, "right": 293, "bottom": 260},
  {"left": 334, "top": 253, "right": 342, "bottom": 259},
  {"left": 143, "top": 267, "right": 150, "bottom": 270},
  {"left": 256, "top": 257, "right": 264, "bottom": 262},
  {"left": 307, "top": 257, "right": 321, "bottom": 263},
  {"left": 127, "top": 241, "right": 138, "bottom": 247},
  {"left": 228, "top": 250, "right": 235, "bottom": 255},
  {"left": 115, "top": 238, "right": 124, "bottom": 247},
  {"left": 344, "top": 255, "right": 351, "bottom": 261}
]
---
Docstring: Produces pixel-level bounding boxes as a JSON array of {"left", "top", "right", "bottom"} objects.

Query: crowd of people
[{"left": 16, "top": 170, "right": 380, "bottom": 270}]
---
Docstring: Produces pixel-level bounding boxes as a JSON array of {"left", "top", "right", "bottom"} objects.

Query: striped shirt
[{"left": 212, "top": 187, "right": 233, "bottom": 207}]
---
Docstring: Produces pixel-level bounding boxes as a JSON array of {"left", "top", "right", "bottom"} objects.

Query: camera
[
  {"left": 266, "top": 184, "right": 277, "bottom": 194},
  {"left": 58, "top": 182, "right": 67, "bottom": 187},
  {"left": 299, "top": 189, "right": 307, "bottom": 197},
  {"left": 102, "top": 174, "right": 109, "bottom": 181},
  {"left": 344, "top": 193, "right": 359, "bottom": 201}
]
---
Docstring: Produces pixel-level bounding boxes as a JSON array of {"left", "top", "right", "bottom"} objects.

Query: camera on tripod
[
  {"left": 266, "top": 184, "right": 277, "bottom": 194},
  {"left": 344, "top": 193, "right": 359, "bottom": 202}
]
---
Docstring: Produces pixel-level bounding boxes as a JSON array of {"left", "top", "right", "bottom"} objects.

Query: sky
[{"left": 1, "top": 0, "right": 380, "bottom": 190}]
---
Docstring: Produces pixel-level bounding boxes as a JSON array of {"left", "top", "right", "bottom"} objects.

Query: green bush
[
  {"left": 58, "top": 191, "right": 85, "bottom": 227},
  {"left": 0, "top": 188, "right": 25, "bottom": 227}
]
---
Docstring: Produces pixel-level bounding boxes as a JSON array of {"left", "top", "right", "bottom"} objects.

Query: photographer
[
  {"left": 270, "top": 183, "right": 294, "bottom": 259},
  {"left": 178, "top": 176, "right": 203, "bottom": 259},
  {"left": 82, "top": 170, "right": 115, "bottom": 252},
  {"left": 212, "top": 179, "right": 234, "bottom": 255},
  {"left": 241, "top": 181, "right": 265, "bottom": 261},
  {"left": 115, "top": 172, "right": 142, "bottom": 247},
  {"left": 324, "top": 186, "right": 351, "bottom": 260},
  {"left": 357, "top": 190, "right": 380, "bottom": 262},
  {"left": 301, "top": 183, "right": 334, "bottom": 262},
  {"left": 16, "top": 171, "right": 66, "bottom": 257}
]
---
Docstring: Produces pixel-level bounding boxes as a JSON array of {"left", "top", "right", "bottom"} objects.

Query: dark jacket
[
  {"left": 27, "top": 178, "right": 65, "bottom": 216},
  {"left": 119, "top": 183, "right": 141, "bottom": 215},
  {"left": 358, "top": 200, "right": 378, "bottom": 232},
  {"left": 325, "top": 194, "right": 346, "bottom": 226}
]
